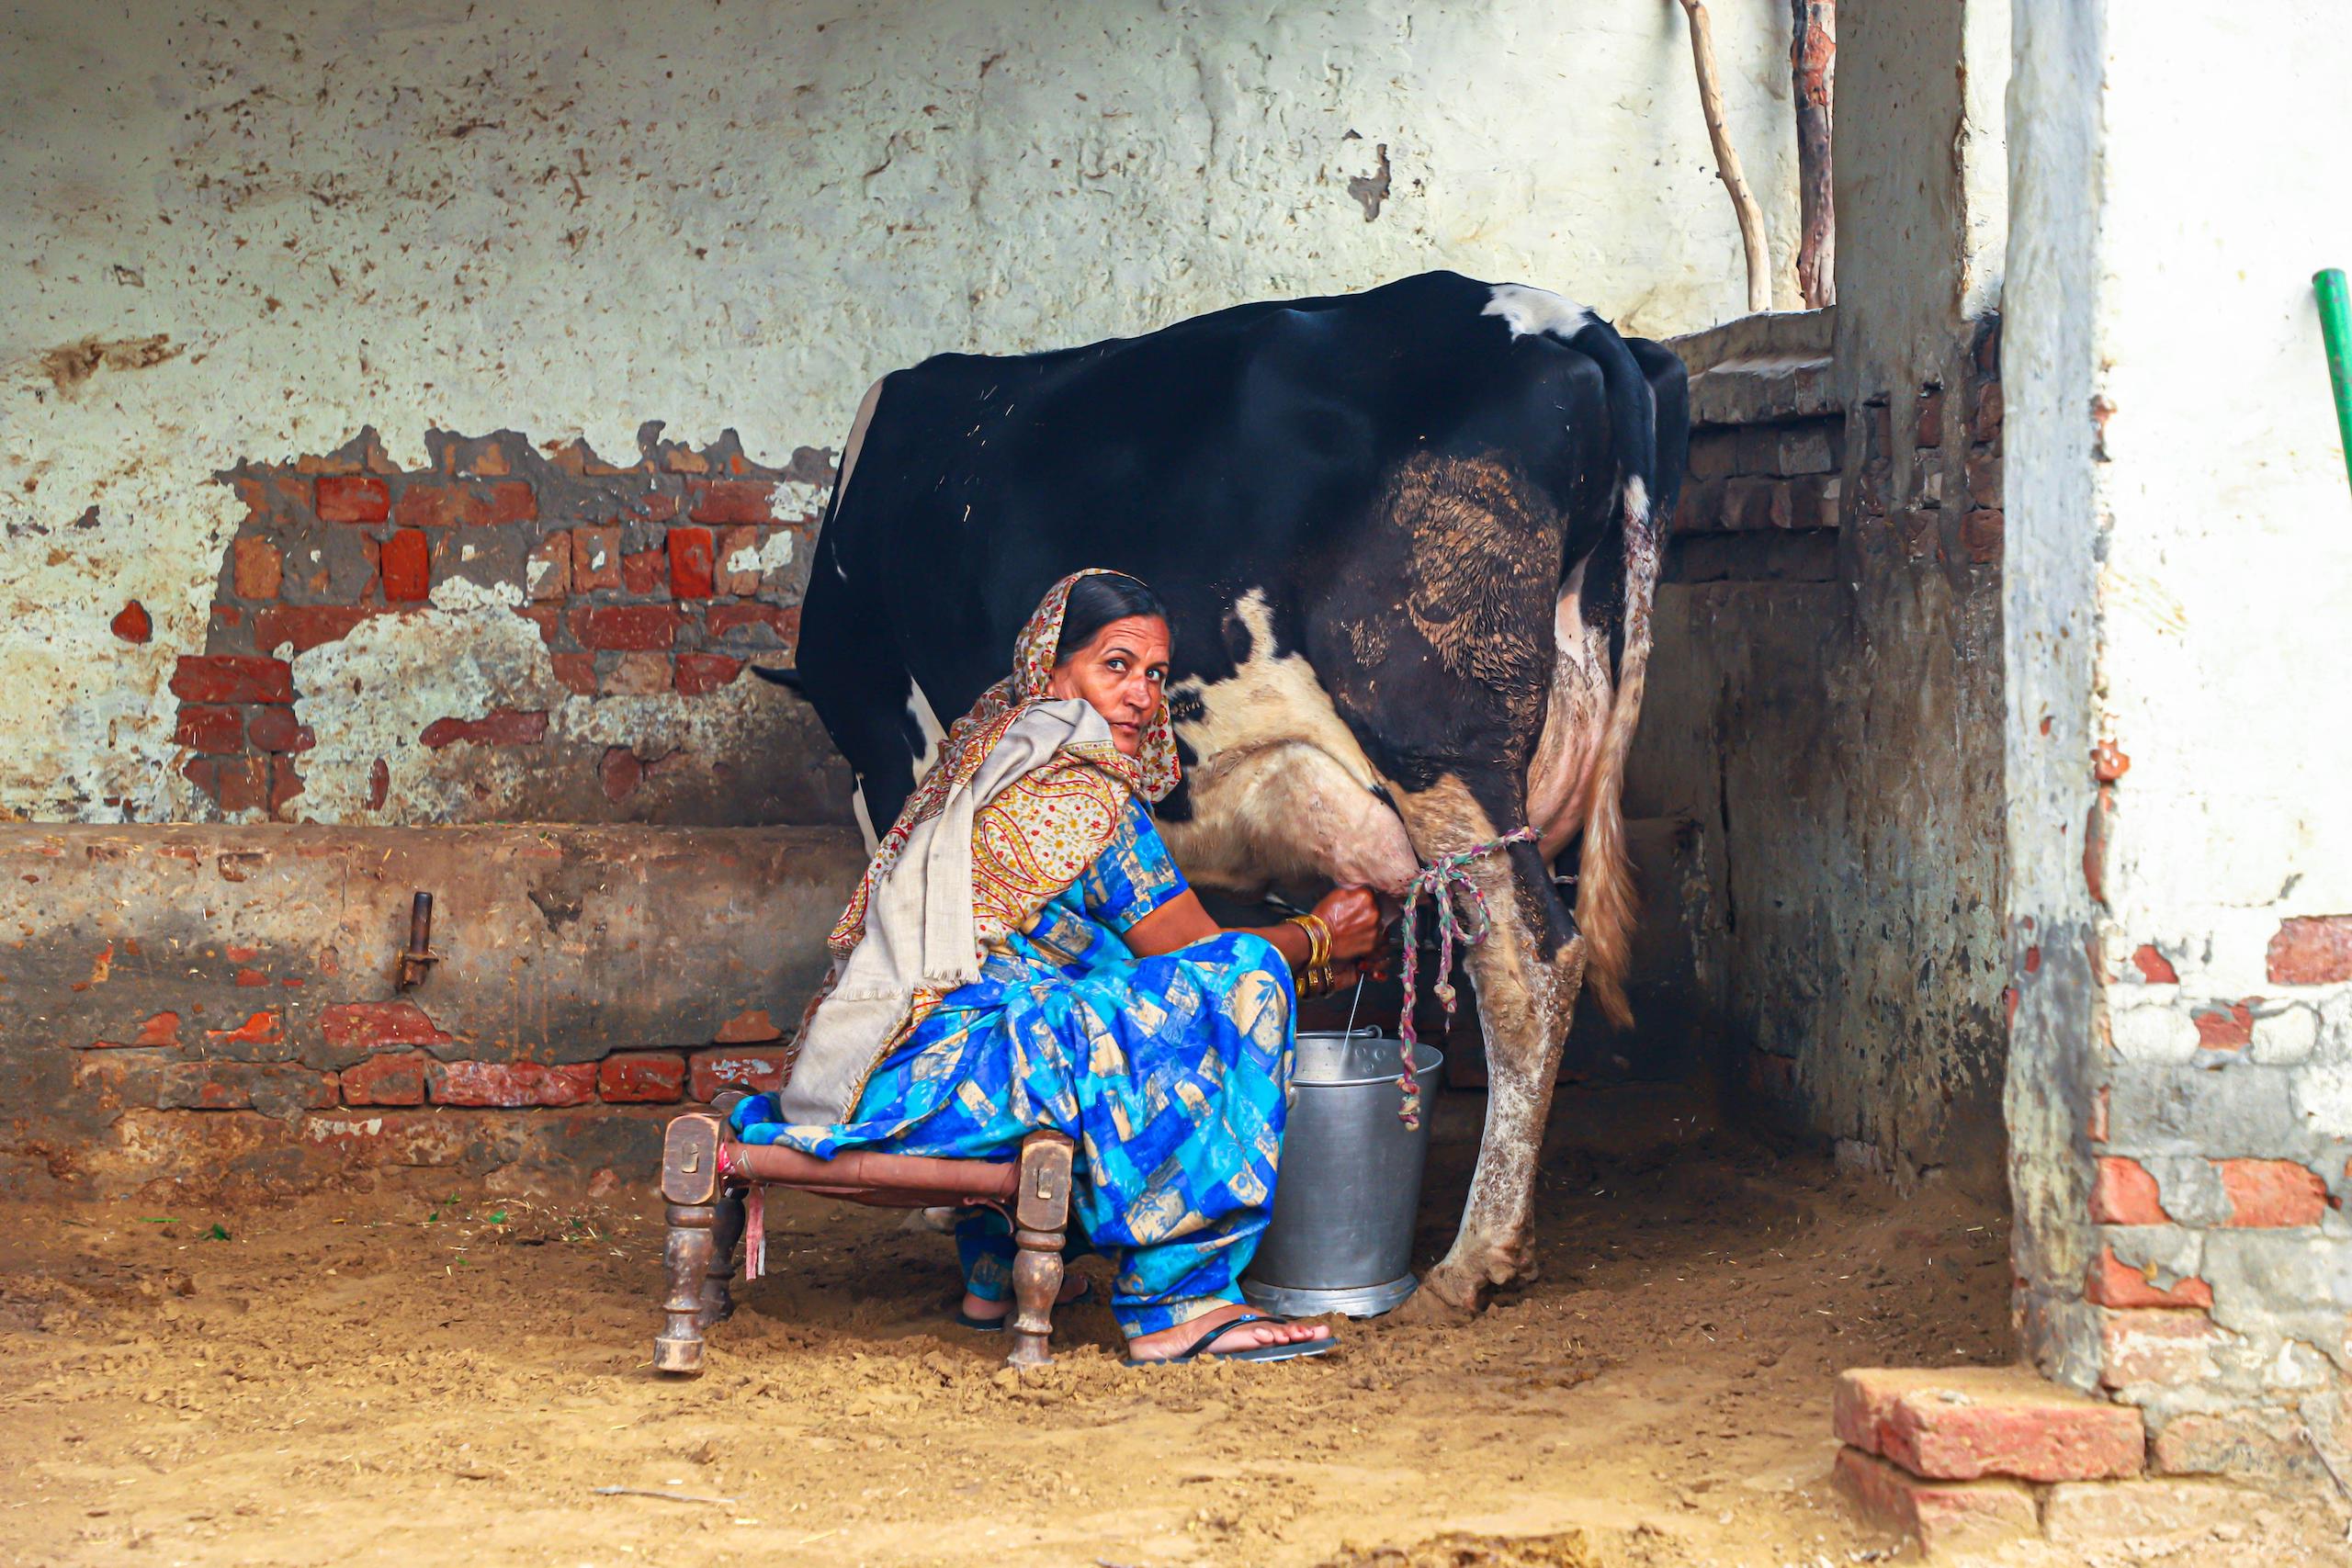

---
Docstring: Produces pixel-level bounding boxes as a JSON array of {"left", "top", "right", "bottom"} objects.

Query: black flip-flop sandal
[
  {"left": 955, "top": 1280, "right": 1094, "bottom": 1331},
  {"left": 1121, "top": 1312, "right": 1339, "bottom": 1367}
]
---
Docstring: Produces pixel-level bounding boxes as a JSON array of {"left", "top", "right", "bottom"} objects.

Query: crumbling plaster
[
  {"left": 2007, "top": 0, "right": 2352, "bottom": 1414},
  {"left": 2, "top": 0, "right": 1802, "bottom": 824}
]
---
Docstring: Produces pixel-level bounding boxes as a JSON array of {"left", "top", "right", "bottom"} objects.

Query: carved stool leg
[
  {"left": 701, "top": 1188, "right": 745, "bottom": 1328},
  {"left": 655, "top": 1201, "right": 717, "bottom": 1375},
  {"left": 1006, "top": 1131, "right": 1076, "bottom": 1368},
  {"left": 654, "top": 1111, "right": 726, "bottom": 1377}
]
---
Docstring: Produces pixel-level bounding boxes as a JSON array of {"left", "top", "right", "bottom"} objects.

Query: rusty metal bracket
[{"left": 395, "top": 890, "right": 440, "bottom": 991}]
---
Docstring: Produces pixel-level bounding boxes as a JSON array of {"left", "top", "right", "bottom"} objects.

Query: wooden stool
[{"left": 652, "top": 1107, "right": 1077, "bottom": 1374}]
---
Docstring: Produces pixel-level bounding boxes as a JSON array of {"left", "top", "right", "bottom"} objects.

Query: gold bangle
[
  {"left": 1284, "top": 914, "right": 1331, "bottom": 981},
  {"left": 1307, "top": 913, "right": 1332, "bottom": 971}
]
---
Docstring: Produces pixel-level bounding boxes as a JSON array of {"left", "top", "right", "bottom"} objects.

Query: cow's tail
[{"left": 1564, "top": 317, "right": 1659, "bottom": 1032}]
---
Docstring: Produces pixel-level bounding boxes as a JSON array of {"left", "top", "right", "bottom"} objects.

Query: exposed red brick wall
[{"left": 175, "top": 427, "right": 831, "bottom": 822}]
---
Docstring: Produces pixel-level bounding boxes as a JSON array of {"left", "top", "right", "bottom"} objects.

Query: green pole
[{"left": 2315, "top": 268, "right": 2352, "bottom": 500}]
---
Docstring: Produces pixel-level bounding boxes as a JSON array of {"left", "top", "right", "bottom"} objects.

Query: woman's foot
[
  {"left": 956, "top": 1274, "right": 1090, "bottom": 1325},
  {"left": 1123, "top": 1302, "right": 1331, "bottom": 1363}
]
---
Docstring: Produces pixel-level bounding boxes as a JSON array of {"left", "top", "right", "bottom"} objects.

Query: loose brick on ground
[
  {"left": 1833, "top": 1365, "right": 2144, "bottom": 1483},
  {"left": 1832, "top": 1447, "right": 2039, "bottom": 1556}
]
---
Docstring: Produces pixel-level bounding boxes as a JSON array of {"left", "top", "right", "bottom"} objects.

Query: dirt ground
[{"left": 4, "top": 1084, "right": 2344, "bottom": 1568}]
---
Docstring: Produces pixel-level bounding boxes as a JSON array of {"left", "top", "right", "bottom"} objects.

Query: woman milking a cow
[{"left": 725, "top": 569, "right": 1385, "bottom": 1364}]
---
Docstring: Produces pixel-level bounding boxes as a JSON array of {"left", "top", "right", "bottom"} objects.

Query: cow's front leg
[{"left": 1388, "top": 774, "right": 1586, "bottom": 1312}]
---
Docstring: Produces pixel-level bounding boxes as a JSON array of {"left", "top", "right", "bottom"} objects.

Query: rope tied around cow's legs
[{"left": 1393, "top": 824, "right": 1540, "bottom": 1128}]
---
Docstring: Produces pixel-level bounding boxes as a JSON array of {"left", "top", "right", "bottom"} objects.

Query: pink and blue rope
[{"left": 1393, "top": 825, "right": 1539, "bottom": 1127}]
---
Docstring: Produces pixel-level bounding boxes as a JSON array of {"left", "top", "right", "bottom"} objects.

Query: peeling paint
[
  {"left": 289, "top": 580, "right": 559, "bottom": 823},
  {"left": 0, "top": 0, "right": 1800, "bottom": 824}
]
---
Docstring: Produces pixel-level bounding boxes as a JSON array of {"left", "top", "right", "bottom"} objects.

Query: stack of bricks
[
  {"left": 1668, "top": 312, "right": 2005, "bottom": 584},
  {"left": 1672, "top": 404, "right": 1843, "bottom": 586},
  {"left": 169, "top": 426, "right": 827, "bottom": 820},
  {"left": 1833, "top": 1367, "right": 2249, "bottom": 1555}
]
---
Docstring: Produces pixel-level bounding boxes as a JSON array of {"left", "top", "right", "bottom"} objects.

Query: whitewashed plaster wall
[
  {"left": 0, "top": 0, "right": 1801, "bottom": 823},
  {"left": 1833, "top": 0, "right": 2008, "bottom": 400},
  {"left": 2007, "top": 0, "right": 2352, "bottom": 1416}
]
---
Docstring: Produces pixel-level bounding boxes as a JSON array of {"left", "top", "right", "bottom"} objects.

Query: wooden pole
[
  {"left": 1792, "top": 0, "right": 1837, "bottom": 308},
  {"left": 1677, "top": 0, "right": 1773, "bottom": 315}
]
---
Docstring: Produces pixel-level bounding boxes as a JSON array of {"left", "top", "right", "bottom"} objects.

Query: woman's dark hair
[{"left": 1055, "top": 572, "right": 1169, "bottom": 662}]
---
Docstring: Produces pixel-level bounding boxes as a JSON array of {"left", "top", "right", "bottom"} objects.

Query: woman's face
[{"left": 1046, "top": 615, "right": 1170, "bottom": 756}]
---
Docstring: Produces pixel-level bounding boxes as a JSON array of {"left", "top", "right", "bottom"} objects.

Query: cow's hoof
[
  {"left": 1388, "top": 1282, "right": 1476, "bottom": 1325},
  {"left": 1414, "top": 1260, "right": 1492, "bottom": 1315}
]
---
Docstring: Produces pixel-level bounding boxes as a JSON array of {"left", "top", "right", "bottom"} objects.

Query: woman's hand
[{"left": 1312, "top": 886, "right": 1385, "bottom": 965}]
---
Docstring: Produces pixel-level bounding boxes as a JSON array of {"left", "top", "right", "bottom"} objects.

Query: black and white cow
[{"left": 779, "top": 271, "right": 1687, "bottom": 1310}]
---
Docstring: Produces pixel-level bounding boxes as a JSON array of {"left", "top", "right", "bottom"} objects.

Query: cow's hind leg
[{"left": 1388, "top": 773, "right": 1586, "bottom": 1313}]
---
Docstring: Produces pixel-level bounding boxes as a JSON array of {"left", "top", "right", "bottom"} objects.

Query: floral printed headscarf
[{"left": 825, "top": 568, "right": 1181, "bottom": 959}]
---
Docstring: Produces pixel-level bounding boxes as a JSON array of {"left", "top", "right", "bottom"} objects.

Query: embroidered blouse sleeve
[
  {"left": 967, "top": 761, "right": 1129, "bottom": 943},
  {"left": 1079, "top": 799, "right": 1190, "bottom": 933}
]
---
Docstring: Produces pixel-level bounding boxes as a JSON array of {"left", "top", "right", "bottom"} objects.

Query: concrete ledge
[
  {"left": 1668, "top": 308, "right": 1840, "bottom": 427},
  {"left": 0, "top": 824, "right": 865, "bottom": 1194}
]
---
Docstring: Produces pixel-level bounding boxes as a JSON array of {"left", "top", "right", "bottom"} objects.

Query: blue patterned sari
[{"left": 731, "top": 799, "right": 1295, "bottom": 1337}]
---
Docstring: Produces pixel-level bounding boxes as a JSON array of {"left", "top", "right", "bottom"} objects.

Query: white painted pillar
[{"left": 2006, "top": 0, "right": 2352, "bottom": 1463}]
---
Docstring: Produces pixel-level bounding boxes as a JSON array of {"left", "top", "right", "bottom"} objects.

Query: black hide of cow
[{"left": 776, "top": 270, "right": 1688, "bottom": 1307}]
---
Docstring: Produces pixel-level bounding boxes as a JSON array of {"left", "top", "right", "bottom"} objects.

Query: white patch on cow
[
  {"left": 1525, "top": 553, "right": 1616, "bottom": 861},
  {"left": 850, "top": 772, "right": 878, "bottom": 854},
  {"left": 1481, "top": 283, "right": 1593, "bottom": 343},
  {"left": 906, "top": 682, "right": 946, "bottom": 785},
  {"left": 1623, "top": 473, "right": 1650, "bottom": 525},
  {"left": 1156, "top": 590, "right": 1417, "bottom": 899},
  {"left": 1163, "top": 740, "right": 1418, "bottom": 899}
]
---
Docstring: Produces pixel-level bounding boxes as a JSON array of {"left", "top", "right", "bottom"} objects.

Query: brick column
[{"left": 2005, "top": 2, "right": 2352, "bottom": 1483}]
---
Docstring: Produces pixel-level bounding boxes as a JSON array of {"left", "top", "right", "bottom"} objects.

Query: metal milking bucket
[{"left": 1240, "top": 1029, "right": 1444, "bottom": 1318}]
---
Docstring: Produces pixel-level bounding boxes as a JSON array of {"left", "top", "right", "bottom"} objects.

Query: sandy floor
[{"left": 3, "top": 1085, "right": 2342, "bottom": 1567}]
